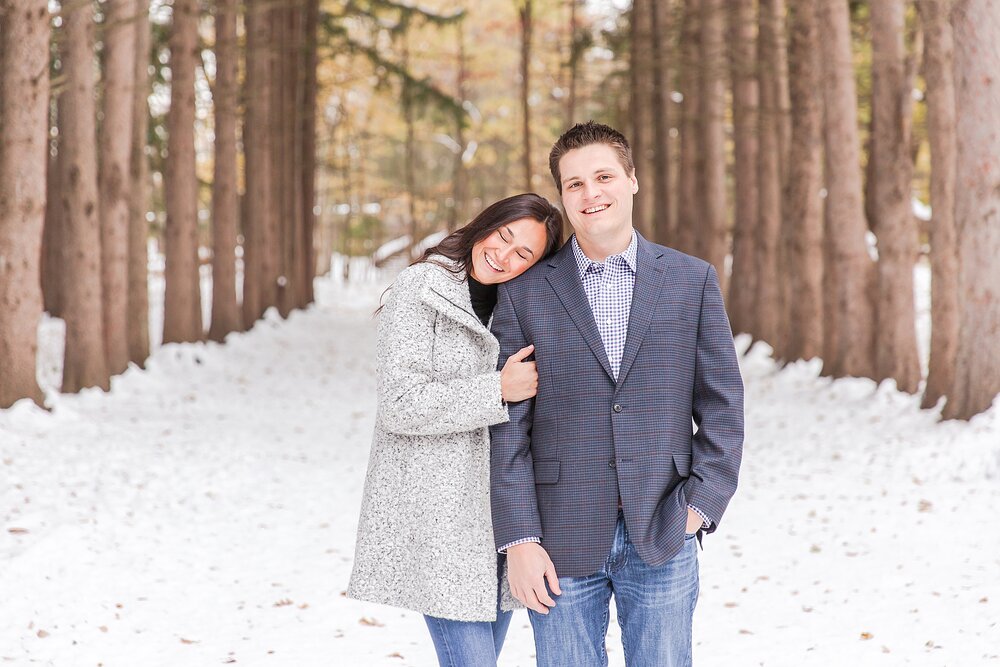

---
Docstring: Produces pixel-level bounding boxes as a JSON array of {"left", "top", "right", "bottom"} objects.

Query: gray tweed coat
[{"left": 348, "top": 258, "right": 516, "bottom": 621}]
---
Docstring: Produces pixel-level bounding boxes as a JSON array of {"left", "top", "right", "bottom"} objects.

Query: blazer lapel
[
  {"left": 616, "top": 235, "right": 669, "bottom": 387},
  {"left": 545, "top": 243, "right": 615, "bottom": 381}
]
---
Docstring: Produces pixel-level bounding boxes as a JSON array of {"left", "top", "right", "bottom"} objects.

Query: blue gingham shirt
[{"left": 500, "top": 231, "right": 709, "bottom": 553}]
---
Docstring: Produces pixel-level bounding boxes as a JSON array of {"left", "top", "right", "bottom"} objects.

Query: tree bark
[
  {"left": 697, "top": 0, "right": 728, "bottom": 293},
  {"left": 727, "top": 0, "right": 758, "bottom": 338},
  {"left": 60, "top": 0, "right": 110, "bottom": 392},
  {"left": 676, "top": 0, "right": 700, "bottom": 257},
  {"left": 916, "top": 0, "right": 958, "bottom": 409},
  {"left": 630, "top": 0, "right": 655, "bottom": 239},
  {"left": 870, "top": 0, "right": 921, "bottom": 392},
  {"left": 42, "top": 106, "right": 64, "bottom": 318},
  {"left": 756, "top": 0, "right": 783, "bottom": 347},
  {"left": 208, "top": 0, "right": 241, "bottom": 341},
  {"left": 127, "top": 0, "right": 151, "bottom": 365},
  {"left": 520, "top": 0, "right": 533, "bottom": 192},
  {"left": 0, "top": 0, "right": 49, "bottom": 407},
  {"left": 943, "top": 0, "right": 1000, "bottom": 419},
  {"left": 650, "top": 0, "right": 673, "bottom": 246},
  {"left": 99, "top": 0, "right": 136, "bottom": 375},
  {"left": 817, "top": 0, "right": 876, "bottom": 379},
  {"left": 163, "top": 0, "right": 203, "bottom": 343},
  {"left": 300, "top": 0, "right": 319, "bottom": 306},
  {"left": 781, "top": 0, "right": 824, "bottom": 362}
]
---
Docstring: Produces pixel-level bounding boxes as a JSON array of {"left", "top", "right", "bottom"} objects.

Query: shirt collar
[{"left": 571, "top": 230, "right": 638, "bottom": 278}]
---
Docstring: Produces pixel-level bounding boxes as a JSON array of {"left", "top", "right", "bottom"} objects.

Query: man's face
[{"left": 558, "top": 143, "right": 637, "bottom": 239}]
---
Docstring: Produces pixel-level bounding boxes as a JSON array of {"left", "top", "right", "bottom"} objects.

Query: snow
[{"left": 2, "top": 264, "right": 998, "bottom": 666}]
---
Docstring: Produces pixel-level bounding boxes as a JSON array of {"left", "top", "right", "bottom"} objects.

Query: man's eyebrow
[{"left": 561, "top": 166, "right": 617, "bottom": 184}]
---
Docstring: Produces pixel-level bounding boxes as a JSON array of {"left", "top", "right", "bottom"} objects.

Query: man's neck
[{"left": 574, "top": 226, "right": 634, "bottom": 263}]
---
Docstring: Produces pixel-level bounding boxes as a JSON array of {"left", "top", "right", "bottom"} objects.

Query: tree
[
  {"left": 127, "top": 0, "right": 151, "bottom": 365},
  {"left": 817, "top": 0, "right": 876, "bottom": 379},
  {"left": 756, "top": 0, "right": 783, "bottom": 346},
  {"left": 630, "top": 0, "right": 655, "bottom": 239},
  {"left": 0, "top": 0, "right": 50, "bottom": 407},
  {"left": 60, "top": 0, "right": 110, "bottom": 392},
  {"left": 675, "top": 0, "right": 700, "bottom": 258},
  {"left": 780, "top": 0, "right": 824, "bottom": 362},
  {"left": 870, "top": 0, "right": 920, "bottom": 392},
  {"left": 943, "top": 0, "right": 1000, "bottom": 419},
  {"left": 519, "top": 0, "right": 533, "bottom": 191},
  {"left": 163, "top": 0, "right": 203, "bottom": 343},
  {"left": 649, "top": 0, "right": 673, "bottom": 246},
  {"left": 208, "top": 0, "right": 241, "bottom": 341},
  {"left": 916, "top": 0, "right": 958, "bottom": 409},
  {"left": 727, "top": 0, "right": 759, "bottom": 338},
  {"left": 697, "top": 0, "right": 728, "bottom": 291},
  {"left": 99, "top": 0, "right": 137, "bottom": 375}
]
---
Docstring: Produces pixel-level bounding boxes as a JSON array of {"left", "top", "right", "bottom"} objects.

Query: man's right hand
[{"left": 506, "top": 542, "right": 561, "bottom": 614}]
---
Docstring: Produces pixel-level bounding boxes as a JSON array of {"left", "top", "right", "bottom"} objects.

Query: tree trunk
[
  {"left": 449, "top": 22, "right": 468, "bottom": 232},
  {"left": 300, "top": 0, "right": 318, "bottom": 305},
  {"left": 630, "top": 0, "right": 655, "bottom": 239},
  {"left": 60, "top": 0, "right": 110, "bottom": 392},
  {"left": 818, "top": 0, "right": 876, "bottom": 379},
  {"left": 567, "top": 0, "right": 579, "bottom": 125},
  {"left": 163, "top": 0, "right": 203, "bottom": 344},
  {"left": 772, "top": 0, "right": 791, "bottom": 185},
  {"left": 727, "top": 0, "right": 759, "bottom": 338},
  {"left": 520, "top": 0, "right": 533, "bottom": 191},
  {"left": 127, "top": 0, "right": 151, "bottom": 365},
  {"left": 943, "top": 0, "right": 1000, "bottom": 419},
  {"left": 698, "top": 0, "right": 728, "bottom": 293},
  {"left": 916, "top": 0, "right": 958, "bottom": 409},
  {"left": 870, "top": 0, "right": 920, "bottom": 392},
  {"left": 781, "top": 0, "right": 824, "bottom": 362},
  {"left": 756, "top": 0, "right": 783, "bottom": 347},
  {"left": 208, "top": 0, "right": 241, "bottom": 341},
  {"left": 0, "top": 0, "right": 49, "bottom": 407},
  {"left": 99, "top": 0, "right": 136, "bottom": 376},
  {"left": 42, "top": 107, "right": 64, "bottom": 318},
  {"left": 676, "top": 0, "right": 700, "bottom": 257},
  {"left": 650, "top": 0, "right": 672, "bottom": 246}
]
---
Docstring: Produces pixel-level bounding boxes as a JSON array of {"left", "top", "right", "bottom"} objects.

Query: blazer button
[
  {"left": 609, "top": 460, "right": 617, "bottom": 469},
  {"left": 613, "top": 404, "right": 622, "bottom": 413}
]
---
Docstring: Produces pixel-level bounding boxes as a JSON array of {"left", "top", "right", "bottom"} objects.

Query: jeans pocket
[{"left": 684, "top": 532, "right": 696, "bottom": 540}]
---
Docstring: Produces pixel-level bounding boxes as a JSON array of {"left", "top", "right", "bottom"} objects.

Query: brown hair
[
  {"left": 413, "top": 192, "right": 563, "bottom": 275},
  {"left": 548, "top": 121, "right": 634, "bottom": 194}
]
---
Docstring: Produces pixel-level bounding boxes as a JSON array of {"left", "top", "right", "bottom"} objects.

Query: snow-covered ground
[{"left": 2, "top": 262, "right": 999, "bottom": 666}]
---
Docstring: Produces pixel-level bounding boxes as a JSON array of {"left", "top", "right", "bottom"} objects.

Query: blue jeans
[
  {"left": 529, "top": 511, "right": 699, "bottom": 667},
  {"left": 423, "top": 557, "right": 513, "bottom": 667}
]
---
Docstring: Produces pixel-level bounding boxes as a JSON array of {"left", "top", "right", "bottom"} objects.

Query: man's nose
[{"left": 582, "top": 180, "right": 599, "bottom": 199}]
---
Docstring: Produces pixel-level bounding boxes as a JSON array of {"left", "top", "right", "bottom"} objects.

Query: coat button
[
  {"left": 609, "top": 460, "right": 616, "bottom": 469},
  {"left": 613, "top": 404, "right": 622, "bottom": 413}
]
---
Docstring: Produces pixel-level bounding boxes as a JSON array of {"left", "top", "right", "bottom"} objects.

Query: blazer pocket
[
  {"left": 672, "top": 453, "right": 692, "bottom": 478},
  {"left": 533, "top": 460, "right": 561, "bottom": 485}
]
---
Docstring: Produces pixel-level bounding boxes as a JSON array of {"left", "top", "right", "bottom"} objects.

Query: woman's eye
[{"left": 516, "top": 252, "right": 527, "bottom": 261}]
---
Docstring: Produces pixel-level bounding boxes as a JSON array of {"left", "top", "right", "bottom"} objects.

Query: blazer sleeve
[
  {"left": 684, "top": 264, "right": 745, "bottom": 532},
  {"left": 489, "top": 282, "right": 544, "bottom": 549},
  {"left": 376, "top": 271, "right": 509, "bottom": 437}
]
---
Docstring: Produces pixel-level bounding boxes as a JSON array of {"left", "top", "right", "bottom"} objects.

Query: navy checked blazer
[{"left": 490, "top": 232, "right": 744, "bottom": 577}]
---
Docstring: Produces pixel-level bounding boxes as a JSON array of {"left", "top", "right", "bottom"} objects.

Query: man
[{"left": 490, "top": 121, "right": 744, "bottom": 666}]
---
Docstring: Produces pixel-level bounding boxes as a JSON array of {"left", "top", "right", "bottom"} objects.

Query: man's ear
[{"left": 631, "top": 172, "right": 639, "bottom": 194}]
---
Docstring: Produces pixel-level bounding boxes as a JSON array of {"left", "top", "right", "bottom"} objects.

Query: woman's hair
[{"left": 413, "top": 192, "right": 564, "bottom": 275}]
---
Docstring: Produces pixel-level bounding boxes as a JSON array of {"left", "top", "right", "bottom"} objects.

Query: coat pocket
[
  {"left": 672, "top": 452, "right": 692, "bottom": 478},
  {"left": 533, "top": 459, "right": 561, "bottom": 484}
]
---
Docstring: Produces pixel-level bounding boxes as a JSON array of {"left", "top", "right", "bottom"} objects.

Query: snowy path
[{"left": 1, "top": 275, "right": 998, "bottom": 666}]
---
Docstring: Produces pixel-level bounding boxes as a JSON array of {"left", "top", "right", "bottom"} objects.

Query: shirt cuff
[
  {"left": 498, "top": 536, "right": 541, "bottom": 553},
  {"left": 687, "top": 504, "right": 712, "bottom": 531}
]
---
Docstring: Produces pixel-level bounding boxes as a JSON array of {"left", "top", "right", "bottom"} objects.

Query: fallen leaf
[
  {"left": 359, "top": 617, "right": 384, "bottom": 627},
  {"left": 8, "top": 528, "right": 29, "bottom": 535},
  {"left": 979, "top": 597, "right": 988, "bottom": 604},
  {"left": 273, "top": 599, "right": 293, "bottom": 607},
  {"left": 810, "top": 544, "right": 821, "bottom": 553},
  {"left": 881, "top": 646, "right": 891, "bottom": 653},
  {"left": 860, "top": 632, "right": 874, "bottom": 640},
  {"left": 180, "top": 638, "right": 199, "bottom": 645},
  {"left": 99, "top": 626, "right": 108, "bottom": 633},
  {"left": 388, "top": 653, "right": 404, "bottom": 659},
  {"left": 36, "top": 630, "right": 49, "bottom": 639},
  {"left": 723, "top": 602, "right": 738, "bottom": 608},
  {"left": 738, "top": 629, "right": 753, "bottom": 635},
  {"left": 917, "top": 499, "right": 933, "bottom": 513}
]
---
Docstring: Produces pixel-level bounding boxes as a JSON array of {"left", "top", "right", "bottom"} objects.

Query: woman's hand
[{"left": 500, "top": 344, "right": 538, "bottom": 402}]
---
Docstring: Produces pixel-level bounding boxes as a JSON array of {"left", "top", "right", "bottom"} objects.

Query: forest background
[{"left": 0, "top": 0, "right": 998, "bottom": 421}]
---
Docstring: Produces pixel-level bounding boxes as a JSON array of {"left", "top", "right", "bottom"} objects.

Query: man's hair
[{"left": 548, "top": 121, "right": 634, "bottom": 194}]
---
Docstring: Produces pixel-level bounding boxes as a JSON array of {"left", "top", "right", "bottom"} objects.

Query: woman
[{"left": 348, "top": 193, "right": 563, "bottom": 666}]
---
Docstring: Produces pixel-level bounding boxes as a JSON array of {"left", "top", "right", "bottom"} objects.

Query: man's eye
[{"left": 568, "top": 182, "right": 580, "bottom": 189}]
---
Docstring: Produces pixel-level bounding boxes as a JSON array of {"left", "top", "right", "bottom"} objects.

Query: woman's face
[{"left": 469, "top": 217, "right": 549, "bottom": 284}]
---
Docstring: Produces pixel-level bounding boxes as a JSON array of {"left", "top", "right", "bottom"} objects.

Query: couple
[{"left": 348, "top": 122, "right": 744, "bottom": 666}]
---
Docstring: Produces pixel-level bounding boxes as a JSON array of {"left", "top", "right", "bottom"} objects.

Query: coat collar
[
  {"left": 418, "top": 257, "right": 494, "bottom": 336},
  {"left": 544, "top": 232, "right": 670, "bottom": 384}
]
